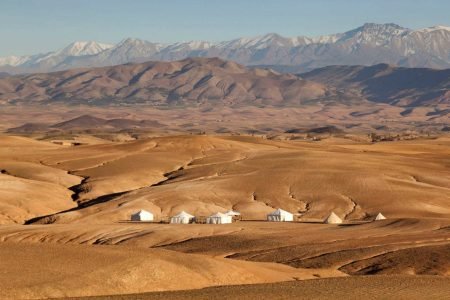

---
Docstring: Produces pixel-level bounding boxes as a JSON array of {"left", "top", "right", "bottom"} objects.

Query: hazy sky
[{"left": 1, "top": 0, "right": 449, "bottom": 56}]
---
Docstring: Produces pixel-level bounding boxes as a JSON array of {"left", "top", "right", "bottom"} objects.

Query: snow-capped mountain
[
  {"left": 52, "top": 41, "right": 113, "bottom": 57},
  {"left": 0, "top": 41, "right": 113, "bottom": 73},
  {"left": 64, "top": 38, "right": 163, "bottom": 68},
  {"left": 1, "top": 23, "right": 449, "bottom": 74},
  {"left": 0, "top": 55, "right": 31, "bottom": 67},
  {"left": 337, "top": 23, "right": 410, "bottom": 46}
]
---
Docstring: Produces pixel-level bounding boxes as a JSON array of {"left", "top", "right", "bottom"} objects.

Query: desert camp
[
  {"left": 127, "top": 208, "right": 393, "bottom": 225},
  {"left": 126, "top": 209, "right": 391, "bottom": 225}
]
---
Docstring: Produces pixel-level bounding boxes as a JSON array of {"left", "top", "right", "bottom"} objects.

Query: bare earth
[
  {"left": 0, "top": 134, "right": 449, "bottom": 299},
  {"left": 64, "top": 276, "right": 450, "bottom": 300}
]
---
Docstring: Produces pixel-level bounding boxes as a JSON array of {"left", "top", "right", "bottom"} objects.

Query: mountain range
[
  {"left": 301, "top": 64, "right": 450, "bottom": 107},
  {"left": 1, "top": 23, "right": 449, "bottom": 74},
  {"left": 0, "top": 57, "right": 448, "bottom": 110},
  {"left": 0, "top": 57, "right": 328, "bottom": 106}
]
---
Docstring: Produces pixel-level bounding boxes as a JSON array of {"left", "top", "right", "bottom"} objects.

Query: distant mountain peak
[
  {"left": 30, "top": 41, "right": 113, "bottom": 65},
  {"left": 415, "top": 25, "right": 450, "bottom": 33},
  {"left": 0, "top": 55, "right": 31, "bottom": 67},
  {"left": 361, "top": 22, "right": 407, "bottom": 29},
  {"left": 116, "top": 38, "right": 150, "bottom": 47},
  {"left": 219, "top": 32, "right": 293, "bottom": 49},
  {"left": 345, "top": 22, "right": 410, "bottom": 36},
  {"left": 59, "top": 41, "right": 113, "bottom": 56},
  {"left": 163, "top": 40, "right": 213, "bottom": 51},
  {"left": 261, "top": 32, "right": 284, "bottom": 39},
  {"left": 119, "top": 37, "right": 142, "bottom": 44}
]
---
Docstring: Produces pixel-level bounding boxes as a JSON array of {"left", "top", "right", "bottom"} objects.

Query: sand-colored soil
[
  {"left": 0, "top": 136, "right": 80, "bottom": 223},
  {"left": 63, "top": 276, "right": 450, "bottom": 300},
  {"left": 0, "top": 134, "right": 449, "bottom": 299},
  {"left": 0, "top": 242, "right": 342, "bottom": 299},
  {"left": 2, "top": 134, "right": 450, "bottom": 224},
  {"left": 0, "top": 102, "right": 447, "bottom": 135},
  {"left": 0, "top": 219, "right": 449, "bottom": 299}
]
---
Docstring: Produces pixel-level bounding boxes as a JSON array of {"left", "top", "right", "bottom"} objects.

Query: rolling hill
[
  {"left": 0, "top": 58, "right": 448, "bottom": 110},
  {"left": 7, "top": 114, "right": 164, "bottom": 133},
  {"left": 0, "top": 57, "right": 328, "bottom": 106},
  {"left": 301, "top": 64, "right": 450, "bottom": 107}
]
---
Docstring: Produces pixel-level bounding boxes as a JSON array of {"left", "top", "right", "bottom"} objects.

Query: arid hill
[
  {"left": 1, "top": 134, "right": 450, "bottom": 299},
  {"left": 6, "top": 115, "right": 164, "bottom": 133},
  {"left": 0, "top": 57, "right": 328, "bottom": 106},
  {"left": 1, "top": 58, "right": 448, "bottom": 112},
  {"left": 2, "top": 134, "right": 450, "bottom": 224},
  {"left": 300, "top": 64, "right": 450, "bottom": 107},
  {"left": 51, "top": 115, "right": 163, "bottom": 131}
]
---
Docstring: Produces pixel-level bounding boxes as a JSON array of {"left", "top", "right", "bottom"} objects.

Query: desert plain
[{"left": 0, "top": 129, "right": 450, "bottom": 299}]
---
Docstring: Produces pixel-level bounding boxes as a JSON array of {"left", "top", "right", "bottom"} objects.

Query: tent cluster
[
  {"left": 169, "top": 210, "right": 240, "bottom": 224},
  {"left": 130, "top": 209, "right": 386, "bottom": 224},
  {"left": 265, "top": 209, "right": 387, "bottom": 224},
  {"left": 266, "top": 208, "right": 345, "bottom": 223},
  {"left": 130, "top": 209, "right": 241, "bottom": 224},
  {"left": 323, "top": 211, "right": 387, "bottom": 224}
]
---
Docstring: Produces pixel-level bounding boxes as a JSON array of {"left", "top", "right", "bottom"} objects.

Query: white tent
[
  {"left": 374, "top": 212, "right": 386, "bottom": 221},
  {"left": 130, "top": 210, "right": 154, "bottom": 221},
  {"left": 170, "top": 211, "right": 195, "bottom": 224},
  {"left": 225, "top": 210, "right": 241, "bottom": 216},
  {"left": 206, "top": 212, "right": 233, "bottom": 224},
  {"left": 267, "top": 208, "right": 294, "bottom": 222},
  {"left": 324, "top": 212, "right": 342, "bottom": 224}
]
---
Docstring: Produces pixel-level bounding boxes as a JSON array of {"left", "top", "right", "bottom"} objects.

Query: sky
[{"left": 1, "top": 0, "right": 449, "bottom": 56}]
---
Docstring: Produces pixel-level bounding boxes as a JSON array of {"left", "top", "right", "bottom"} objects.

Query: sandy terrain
[
  {"left": 63, "top": 276, "right": 450, "bottom": 300},
  {"left": 1, "top": 134, "right": 448, "bottom": 223},
  {"left": 0, "top": 134, "right": 449, "bottom": 299},
  {"left": 0, "top": 219, "right": 449, "bottom": 299},
  {"left": 0, "top": 241, "right": 343, "bottom": 299},
  {"left": 1, "top": 103, "right": 448, "bottom": 135}
]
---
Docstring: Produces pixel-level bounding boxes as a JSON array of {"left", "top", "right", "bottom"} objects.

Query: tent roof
[
  {"left": 225, "top": 210, "right": 240, "bottom": 216},
  {"left": 172, "top": 211, "right": 194, "bottom": 218},
  {"left": 325, "top": 212, "right": 342, "bottom": 223},
  {"left": 375, "top": 212, "right": 386, "bottom": 220},
  {"left": 133, "top": 209, "right": 153, "bottom": 216},
  {"left": 268, "top": 208, "right": 293, "bottom": 216},
  {"left": 209, "top": 212, "right": 228, "bottom": 218}
]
